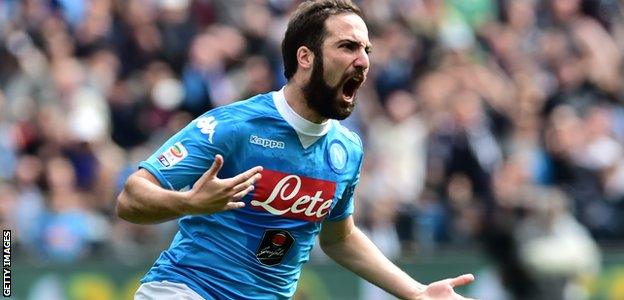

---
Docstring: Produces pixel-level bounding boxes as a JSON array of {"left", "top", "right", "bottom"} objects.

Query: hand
[
  {"left": 183, "top": 154, "right": 263, "bottom": 215},
  {"left": 417, "top": 274, "right": 476, "bottom": 300}
]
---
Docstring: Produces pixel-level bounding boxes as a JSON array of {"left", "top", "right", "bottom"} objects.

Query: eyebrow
[{"left": 337, "top": 39, "right": 373, "bottom": 53}]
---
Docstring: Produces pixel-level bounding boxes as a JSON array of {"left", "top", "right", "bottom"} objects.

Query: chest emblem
[{"left": 328, "top": 140, "right": 348, "bottom": 174}]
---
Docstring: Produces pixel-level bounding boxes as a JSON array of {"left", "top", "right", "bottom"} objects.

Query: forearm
[
  {"left": 321, "top": 227, "right": 425, "bottom": 299},
  {"left": 116, "top": 171, "right": 189, "bottom": 224}
]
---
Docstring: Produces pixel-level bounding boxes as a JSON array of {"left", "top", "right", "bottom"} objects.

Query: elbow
[
  {"left": 116, "top": 188, "right": 148, "bottom": 224},
  {"left": 115, "top": 189, "right": 156, "bottom": 225},
  {"left": 115, "top": 170, "right": 168, "bottom": 224},
  {"left": 116, "top": 177, "right": 141, "bottom": 223},
  {"left": 115, "top": 189, "right": 133, "bottom": 222}
]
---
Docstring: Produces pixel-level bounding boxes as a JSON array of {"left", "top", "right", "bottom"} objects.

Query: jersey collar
[{"left": 273, "top": 87, "right": 332, "bottom": 148}]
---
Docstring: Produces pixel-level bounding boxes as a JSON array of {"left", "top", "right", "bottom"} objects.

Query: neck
[{"left": 284, "top": 82, "right": 327, "bottom": 124}]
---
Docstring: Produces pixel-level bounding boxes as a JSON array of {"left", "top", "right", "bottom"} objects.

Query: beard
[{"left": 302, "top": 54, "right": 356, "bottom": 120}]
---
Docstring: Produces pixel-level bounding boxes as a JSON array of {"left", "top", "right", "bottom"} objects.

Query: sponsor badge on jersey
[
  {"left": 157, "top": 142, "right": 188, "bottom": 168},
  {"left": 250, "top": 170, "right": 336, "bottom": 222},
  {"left": 327, "top": 140, "right": 348, "bottom": 174},
  {"left": 255, "top": 229, "right": 295, "bottom": 266}
]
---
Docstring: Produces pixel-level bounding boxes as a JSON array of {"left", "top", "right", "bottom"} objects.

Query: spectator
[{"left": 0, "top": 2, "right": 620, "bottom": 283}]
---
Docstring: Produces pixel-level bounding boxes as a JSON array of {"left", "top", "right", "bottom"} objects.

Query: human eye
[{"left": 340, "top": 42, "right": 358, "bottom": 52}]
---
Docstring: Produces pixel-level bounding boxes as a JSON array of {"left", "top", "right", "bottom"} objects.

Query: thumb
[
  {"left": 449, "top": 274, "right": 474, "bottom": 288},
  {"left": 205, "top": 154, "right": 224, "bottom": 178}
]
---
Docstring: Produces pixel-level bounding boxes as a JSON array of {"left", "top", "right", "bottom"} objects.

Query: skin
[
  {"left": 116, "top": 12, "right": 475, "bottom": 300},
  {"left": 290, "top": 13, "right": 475, "bottom": 300},
  {"left": 284, "top": 13, "right": 370, "bottom": 123},
  {"left": 117, "top": 155, "right": 262, "bottom": 224},
  {"left": 301, "top": 14, "right": 370, "bottom": 120}
]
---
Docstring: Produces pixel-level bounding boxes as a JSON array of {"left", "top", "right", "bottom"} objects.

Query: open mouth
[{"left": 341, "top": 74, "right": 364, "bottom": 101}]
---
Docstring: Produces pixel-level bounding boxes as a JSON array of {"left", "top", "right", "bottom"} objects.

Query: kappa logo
[
  {"left": 196, "top": 116, "right": 218, "bottom": 143},
  {"left": 157, "top": 142, "right": 188, "bottom": 168},
  {"left": 249, "top": 135, "right": 285, "bottom": 149}
]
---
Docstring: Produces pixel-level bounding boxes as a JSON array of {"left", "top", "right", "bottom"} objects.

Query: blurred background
[{"left": 2, "top": 0, "right": 624, "bottom": 299}]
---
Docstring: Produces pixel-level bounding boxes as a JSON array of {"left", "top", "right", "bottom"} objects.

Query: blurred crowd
[{"left": 1, "top": 0, "right": 623, "bottom": 298}]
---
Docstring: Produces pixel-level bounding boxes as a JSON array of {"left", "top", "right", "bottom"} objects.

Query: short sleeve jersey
[{"left": 139, "top": 89, "right": 364, "bottom": 299}]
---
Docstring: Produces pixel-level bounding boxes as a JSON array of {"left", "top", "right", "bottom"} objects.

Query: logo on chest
[
  {"left": 255, "top": 229, "right": 295, "bottom": 266},
  {"left": 249, "top": 135, "right": 285, "bottom": 149},
  {"left": 250, "top": 170, "right": 336, "bottom": 222}
]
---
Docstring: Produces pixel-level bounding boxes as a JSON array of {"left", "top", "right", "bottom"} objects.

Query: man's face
[{"left": 302, "top": 13, "right": 371, "bottom": 120}]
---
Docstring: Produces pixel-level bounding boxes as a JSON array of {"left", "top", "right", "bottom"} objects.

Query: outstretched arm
[
  {"left": 116, "top": 155, "right": 262, "bottom": 224},
  {"left": 320, "top": 216, "right": 474, "bottom": 300}
]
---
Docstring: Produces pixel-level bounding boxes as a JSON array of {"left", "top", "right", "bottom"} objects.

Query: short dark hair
[{"left": 281, "top": 0, "right": 362, "bottom": 80}]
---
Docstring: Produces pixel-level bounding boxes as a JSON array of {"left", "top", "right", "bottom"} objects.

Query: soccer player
[{"left": 117, "top": 0, "right": 475, "bottom": 299}]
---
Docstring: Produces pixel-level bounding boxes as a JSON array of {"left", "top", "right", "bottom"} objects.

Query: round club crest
[{"left": 327, "top": 140, "right": 348, "bottom": 174}]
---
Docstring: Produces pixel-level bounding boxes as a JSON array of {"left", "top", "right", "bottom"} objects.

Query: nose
[{"left": 354, "top": 49, "right": 370, "bottom": 71}]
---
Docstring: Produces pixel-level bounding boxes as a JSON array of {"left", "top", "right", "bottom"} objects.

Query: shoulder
[
  {"left": 177, "top": 92, "right": 277, "bottom": 146},
  {"left": 331, "top": 121, "right": 364, "bottom": 152},
  {"left": 329, "top": 121, "right": 364, "bottom": 170},
  {"left": 205, "top": 92, "right": 277, "bottom": 123},
  {"left": 327, "top": 122, "right": 364, "bottom": 183}
]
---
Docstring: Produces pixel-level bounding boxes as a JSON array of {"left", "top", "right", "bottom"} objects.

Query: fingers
[
  {"left": 231, "top": 173, "right": 262, "bottom": 194},
  {"left": 448, "top": 274, "right": 475, "bottom": 288},
  {"left": 206, "top": 154, "right": 224, "bottom": 178},
  {"left": 232, "top": 184, "right": 256, "bottom": 200},
  {"left": 224, "top": 201, "right": 245, "bottom": 210},
  {"left": 222, "top": 183, "right": 255, "bottom": 212},
  {"left": 229, "top": 166, "right": 264, "bottom": 186}
]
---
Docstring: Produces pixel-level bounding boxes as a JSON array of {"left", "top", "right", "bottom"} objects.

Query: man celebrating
[{"left": 117, "top": 1, "right": 475, "bottom": 299}]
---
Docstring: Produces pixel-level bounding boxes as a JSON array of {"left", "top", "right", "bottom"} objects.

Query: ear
[{"left": 296, "top": 46, "right": 314, "bottom": 71}]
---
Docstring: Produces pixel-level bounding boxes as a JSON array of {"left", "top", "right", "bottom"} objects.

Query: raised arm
[
  {"left": 116, "top": 155, "right": 262, "bottom": 224},
  {"left": 320, "top": 216, "right": 475, "bottom": 300}
]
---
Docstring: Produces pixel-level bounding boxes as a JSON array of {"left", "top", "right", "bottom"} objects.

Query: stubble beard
[{"left": 302, "top": 54, "right": 356, "bottom": 121}]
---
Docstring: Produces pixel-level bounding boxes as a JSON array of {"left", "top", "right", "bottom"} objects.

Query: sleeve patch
[{"left": 157, "top": 142, "right": 188, "bottom": 168}]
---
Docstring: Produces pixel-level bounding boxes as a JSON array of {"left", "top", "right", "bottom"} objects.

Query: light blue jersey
[{"left": 139, "top": 89, "right": 364, "bottom": 299}]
